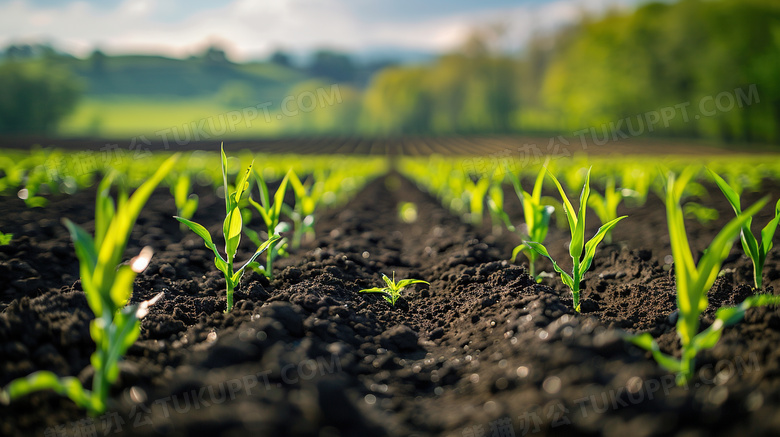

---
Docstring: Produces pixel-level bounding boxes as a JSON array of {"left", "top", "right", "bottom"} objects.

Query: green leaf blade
[
  {"left": 627, "top": 333, "right": 682, "bottom": 373},
  {"left": 223, "top": 206, "right": 243, "bottom": 257},
  {"left": 579, "top": 215, "right": 627, "bottom": 274},
  {"left": 175, "top": 216, "right": 215, "bottom": 247},
  {"left": 708, "top": 168, "right": 742, "bottom": 215},
  {"left": 547, "top": 169, "right": 577, "bottom": 235}
]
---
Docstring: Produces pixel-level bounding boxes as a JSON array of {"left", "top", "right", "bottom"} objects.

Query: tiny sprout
[{"left": 359, "top": 272, "right": 429, "bottom": 306}]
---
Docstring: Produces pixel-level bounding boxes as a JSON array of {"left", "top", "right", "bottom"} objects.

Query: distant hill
[
  {"left": 58, "top": 52, "right": 309, "bottom": 106},
  {"left": 1, "top": 44, "right": 402, "bottom": 105}
]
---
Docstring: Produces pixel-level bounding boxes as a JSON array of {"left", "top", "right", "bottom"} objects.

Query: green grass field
[{"left": 58, "top": 97, "right": 292, "bottom": 138}]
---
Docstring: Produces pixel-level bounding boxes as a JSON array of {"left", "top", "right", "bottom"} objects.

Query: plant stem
[
  {"left": 226, "top": 281, "right": 234, "bottom": 312},
  {"left": 677, "top": 345, "right": 697, "bottom": 385},
  {"left": 92, "top": 351, "right": 108, "bottom": 414},
  {"left": 226, "top": 255, "right": 235, "bottom": 312},
  {"left": 266, "top": 250, "right": 275, "bottom": 281},
  {"left": 572, "top": 262, "right": 582, "bottom": 313},
  {"left": 91, "top": 311, "right": 115, "bottom": 415},
  {"left": 571, "top": 286, "right": 581, "bottom": 313},
  {"left": 753, "top": 262, "right": 762, "bottom": 290},
  {"left": 292, "top": 217, "right": 303, "bottom": 249}
]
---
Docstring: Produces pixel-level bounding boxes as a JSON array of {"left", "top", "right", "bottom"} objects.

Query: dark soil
[{"left": 2, "top": 170, "right": 780, "bottom": 437}]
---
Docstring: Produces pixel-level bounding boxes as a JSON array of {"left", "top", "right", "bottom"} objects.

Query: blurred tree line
[
  {"left": 0, "top": 58, "right": 82, "bottom": 134},
  {"left": 357, "top": 0, "right": 780, "bottom": 143}
]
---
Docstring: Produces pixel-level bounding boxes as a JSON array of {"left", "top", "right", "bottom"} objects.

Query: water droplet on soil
[
  {"left": 707, "top": 386, "right": 729, "bottom": 407},
  {"left": 239, "top": 329, "right": 255, "bottom": 341},
  {"left": 543, "top": 376, "right": 561, "bottom": 394},
  {"left": 516, "top": 366, "right": 529, "bottom": 378},
  {"left": 129, "top": 386, "right": 147, "bottom": 403},
  {"left": 626, "top": 376, "right": 643, "bottom": 393},
  {"left": 745, "top": 391, "right": 764, "bottom": 411}
]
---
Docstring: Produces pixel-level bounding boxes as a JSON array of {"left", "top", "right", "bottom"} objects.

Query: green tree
[
  {"left": 0, "top": 61, "right": 82, "bottom": 134},
  {"left": 541, "top": 0, "right": 780, "bottom": 143}
]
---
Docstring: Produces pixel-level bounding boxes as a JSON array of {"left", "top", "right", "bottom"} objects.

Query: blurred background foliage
[{"left": 0, "top": 0, "right": 778, "bottom": 144}]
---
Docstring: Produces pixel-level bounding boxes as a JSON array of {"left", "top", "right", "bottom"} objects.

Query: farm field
[{"left": 1, "top": 144, "right": 780, "bottom": 437}]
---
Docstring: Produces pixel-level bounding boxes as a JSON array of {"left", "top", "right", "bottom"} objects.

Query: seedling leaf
[
  {"left": 359, "top": 271, "right": 428, "bottom": 307},
  {"left": 627, "top": 333, "right": 682, "bottom": 372},
  {"left": 579, "top": 215, "right": 627, "bottom": 273}
]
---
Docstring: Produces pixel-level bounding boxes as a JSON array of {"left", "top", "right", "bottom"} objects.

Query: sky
[{"left": 0, "top": 0, "right": 642, "bottom": 61}]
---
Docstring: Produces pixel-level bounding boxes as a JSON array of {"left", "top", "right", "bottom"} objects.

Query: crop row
[
  {"left": 399, "top": 154, "right": 780, "bottom": 384},
  {"left": 0, "top": 146, "right": 386, "bottom": 414},
  {"left": 0, "top": 146, "right": 386, "bottom": 209},
  {"left": 1, "top": 147, "right": 780, "bottom": 417}
]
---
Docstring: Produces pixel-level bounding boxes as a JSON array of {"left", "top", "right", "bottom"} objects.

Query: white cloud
[{"left": 0, "top": 0, "right": 638, "bottom": 60}]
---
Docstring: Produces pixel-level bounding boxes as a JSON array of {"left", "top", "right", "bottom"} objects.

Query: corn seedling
[
  {"left": 628, "top": 168, "right": 776, "bottom": 385},
  {"left": 0, "top": 232, "right": 11, "bottom": 245},
  {"left": 588, "top": 177, "right": 626, "bottom": 244},
  {"left": 507, "top": 167, "right": 555, "bottom": 281},
  {"left": 175, "top": 145, "right": 280, "bottom": 311},
  {"left": 359, "top": 272, "right": 429, "bottom": 306},
  {"left": 284, "top": 169, "right": 322, "bottom": 249},
  {"left": 486, "top": 181, "right": 514, "bottom": 233},
  {"left": 0, "top": 154, "right": 179, "bottom": 415},
  {"left": 171, "top": 170, "right": 199, "bottom": 231},
  {"left": 621, "top": 165, "right": 652, "bottom": 207},
  {"left": 525, "top": 168, "right": 626, "bottom": 312},
  {"left": 247, "top": 167, "right": 290, "bottom": 280},
  {"left": 464, "top": 174, "right": 491, "bottom": 226},
  {"left": 709, "top": 169, "right": 780, "bottom": 289},
  {"left": 0, "top": 155, "right": 24, "bottom": 194},
  {"left": 683, "top": 202, "right": 720, "bottom": 225}
]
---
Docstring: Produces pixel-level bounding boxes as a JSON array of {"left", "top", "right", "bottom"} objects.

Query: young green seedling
[
  {"left": 682, "top": 202, "right": 720, "bottom": 225},
  {"left": 486, "top": 181, "right": 514, "bottom": 233},
  {"left": 246, "top": 168, "right": 290, "bottom": 280},
  {"left": 628, "top": 168, "right": 776, "bottom": 385},
  {"left": 0, "top": 231, "right": 11, "bottom": 245},
  {"left": 359, "top": 272, "right": 429, "bottom": 306},
  {"left": 588, "top": 176, "right": 625, "bottom": 244},
  {"left": 171, "top": 170, "right": 199, "bottom": 231},
  {"left": 175, "top": 145, "right": 280, "bottom": 311},
  {"left": 284, "top": 169, "right": 322, "bottom": 249},
  {"left": 621, "top": 165, "right": 651, "bottom": 207},
  {"left": 464, "top": 174, "right": 491, "bottom": 226},
  {"left": 507, "top": 166, "right": 555, "bottom": 281},
  {"left": 1, "top": 154, "right": 179, "bottom": 415},
  {"left": 525, "top": 168, "right": 626, "bottom": 312},
  {"left": 709, "top": 168, "right": 780, "bottom": 289}
]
